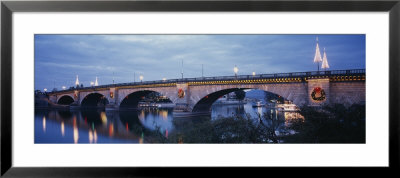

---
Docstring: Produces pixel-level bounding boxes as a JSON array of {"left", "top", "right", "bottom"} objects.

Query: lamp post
[
  {"left": 140, "top": 75, "right": 143, "bottom": 82},
  {"left": 44, "top": 88, "right": 47, "bottom": 92},
  {"left": 90, "top": 82, "right": 94, "bottom": 87},
  {"left": 181, "top": 59, "right": 184, "bottom": 79},
  {"left": 252, "top": 72, "right": 256, "bottom": 76},
  {"left": 62, "top": 86, "right": 66, "bottom": 90},
  {"left": 112, "top": 72, "right": 115, "bottom": 84},
  {"left": 163, "top": 78, "right": 166, "bottom": 82},
  {"left": 234, "top": 65, "right": 238, "bottom": 79},
  {"left": 202, "top": 64, "right": 204, "bottom": 78}
]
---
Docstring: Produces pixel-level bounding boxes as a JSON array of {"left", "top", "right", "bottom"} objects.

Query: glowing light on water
[
  {"left": 73, "top": 117, "right": 79, "bottom": 144},
  {"left": 100, "top": 112, "right": 107, "bottom": 126},
  {"left": 108, "top": 123, "right": 114, "bottom": 137},
  {"left": 139, "top": 132, "right": 144, "bottom": 144},
  {"left": 42, "top": 116, "right": 46, "bottom": 133},
  {"left": 94, "top": 130, "right": 98, "bottom": 143},
  {"left": 257, "top": 107, "right": 262, "bottom": 116},
  {"left": 89, "top": 129, "right": 97, "bottom": 143},
  {"left": 61, "top": 121, "right": 65, "bottom": 137},
  {"left": 159, "top": 110, "right": 168, "bottom": 120},
  {"left": 139, "top": 110, "right": 145, "bottom": 120},
  {"left": 89, "top": 130, "right": 93, "bottom": 143}
]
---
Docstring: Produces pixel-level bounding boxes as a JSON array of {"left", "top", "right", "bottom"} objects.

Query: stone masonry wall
[{"left": 329, "top": 81, "right": 366, "bottom": 107}]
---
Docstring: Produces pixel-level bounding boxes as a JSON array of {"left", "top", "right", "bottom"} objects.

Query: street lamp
[
  {"left": 62, "top": 86, "right": 66, "bottom": 90},
  {"left": 44, "top": 88, "right": 47, "bottom": 92},
  {"left": 140, "top": 75, "right": 143, "bottom": 82},
  {"left": 252, "top": 72, "right": 256, "bottom": 76},
  {"left": 163, "top": 78, "right": 166, "bottom": 81},
  {"left": 90, "top": 81, "right": 94, "bottom": 87},
  {"left": 234, "top": 65, "right": 238, "bottom": 78}
]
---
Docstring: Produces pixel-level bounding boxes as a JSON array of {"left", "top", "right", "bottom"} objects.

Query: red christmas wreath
[
  {"left": 311, "top": 87, "right": 326, "bottom": 101},
  {"left": 178, "top": 88, "right": 185, "bottom": 98}
]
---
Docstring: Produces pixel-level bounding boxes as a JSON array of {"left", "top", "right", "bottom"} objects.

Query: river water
[{"left": 35, "top": 102, "right": 303, "bottom": 143}]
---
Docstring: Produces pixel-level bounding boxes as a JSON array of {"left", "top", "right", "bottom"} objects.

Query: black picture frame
[{"left": 1, "top": 0, "right": 399, "bottom": 177}]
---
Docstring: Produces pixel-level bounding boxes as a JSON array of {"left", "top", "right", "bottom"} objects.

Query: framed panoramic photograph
[
  {"left": 32, "top": 34, "right": 366, "bottom": 144},
  {"left": 1, "top": 0, "right": 399, "bottom": 177}
]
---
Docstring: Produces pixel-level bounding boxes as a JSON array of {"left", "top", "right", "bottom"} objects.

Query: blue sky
[{"left": 35, "top": 34, "right": 365, "bottom": 91}]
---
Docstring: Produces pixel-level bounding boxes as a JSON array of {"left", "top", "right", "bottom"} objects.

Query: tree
[
  {"left": 283, "top": 104, "right": 366, "bottom": 143},
  {"left": 35, "top": 90, "right": 42, "bottom": 96},
  {"left": 265, "top": 92, "right": 284, "bottom": 103},
  {"left": 234, "top": 90, "right": 246, "bottom": 101}
]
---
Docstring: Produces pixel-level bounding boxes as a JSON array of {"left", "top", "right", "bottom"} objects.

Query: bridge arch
[
  {"left": 192, "top": 88, "right": 248, "bottom": 112},
  {"left": 190, "top": 84, "right": 308, "bottom": 113},
  {"left": 119, "top": 90, "right": 173, "bottom": 109},
  {"left": 57, "top": 95, "right": 75, "bottom": 105},
  {"left": 81, "top": 93, "right": 109, "bottom": 108}
]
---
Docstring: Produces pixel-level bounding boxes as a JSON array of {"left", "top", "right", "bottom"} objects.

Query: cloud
[
  {"left": 38, "top": 61, "right": 116, "bottom": 71},
  {"left": 34, "top": 34, "right": 365, "bottom": 90}
]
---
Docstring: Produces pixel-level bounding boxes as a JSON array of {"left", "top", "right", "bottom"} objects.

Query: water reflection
[
  {"left": 73, "top": 116, "right": 79, "bottom": 144},
  {"left": 88, "top": 129, "right": 98, "bottom": 143},
  {"left": 100, "top": 112, "right": 107, "bottom": 126},
  {"left": 42, "top": 116, "right": 46, "bottom": 132},
  {"left": 35, "top": 103, "right": 303, "bottom": 143},
  {"left": 89, "top": 130, "right": 94, "bottom": 143},
  {"left": 108, "top": 123, "right": 114, "bottom": 137},
  {"left": 160, "top": 110, "right": 168, "bottom": 120},
  {"left": 138, "top": 108, "right": 173, "bottom": 133},
  {"left": 81, "top": 110, "right": 103, "bottom": 126},
  {"left": 139, "top": 132, "right": 144, "bottom": 144},
  {"left": 61, "top": 121, "right": 65, "bottom": 137}
]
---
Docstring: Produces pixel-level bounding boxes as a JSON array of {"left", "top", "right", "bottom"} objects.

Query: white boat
[{"left": 276, "top": 104, "right": 300, "bottom": 112}]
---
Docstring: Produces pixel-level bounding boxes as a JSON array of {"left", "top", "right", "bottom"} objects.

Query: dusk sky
[{"left": 34, "top": 34, "right": 365, "bottom": 91}]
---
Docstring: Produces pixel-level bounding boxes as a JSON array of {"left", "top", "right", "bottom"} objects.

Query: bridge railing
[{"left": 49, "top": 69, "right": 365, "bottom": 94}]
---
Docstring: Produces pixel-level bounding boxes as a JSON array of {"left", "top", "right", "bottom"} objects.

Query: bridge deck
[{"left": 49, "top": 69, "right": 365, "bottom": 94}]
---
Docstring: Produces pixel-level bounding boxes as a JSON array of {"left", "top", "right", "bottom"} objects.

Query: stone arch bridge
[{"left": 48, "top": 69, "right": 365, "bottom": 116}]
